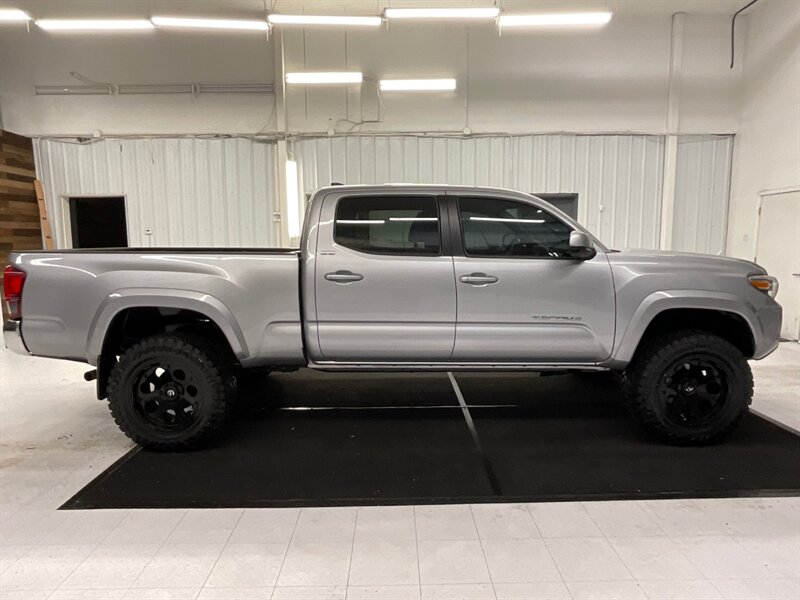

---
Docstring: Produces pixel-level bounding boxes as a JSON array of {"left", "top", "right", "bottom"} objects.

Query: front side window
[
  {"left": 335, "top": 195, "right": 440, "bottom": 255},
  {"left": 458, "top": 196, "right": 573, "bottom": 258}
]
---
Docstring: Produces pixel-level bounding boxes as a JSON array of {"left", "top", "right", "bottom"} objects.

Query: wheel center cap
[
  {"left": 165, "top": 388, "right": 177, "bottom": 399},
  {"left": 682, "top": 383, "right": 696, "bottom": 395}
]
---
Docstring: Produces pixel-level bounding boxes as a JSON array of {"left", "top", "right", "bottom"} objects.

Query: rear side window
[
  {"left": 458, "top": 196, "right": 573, "bottom": 258},
  {"left": 335, "top": 196, "right": 440, "bottom": 255}
]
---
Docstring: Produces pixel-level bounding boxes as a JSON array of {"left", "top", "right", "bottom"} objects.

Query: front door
[
  {"left": 757, "top": 190, "right": 800, "bottom": 340},
  {"left": 451, "top": 194, "right": 615, "bottom": 363},
  {"left": 314, "top": 193, "right": 456, "bottom": 362}
]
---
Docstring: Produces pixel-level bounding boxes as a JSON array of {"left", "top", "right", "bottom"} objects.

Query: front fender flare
[
  {"left": 611, "top": 290, "right": 759, "bottom": 366},
  {"left": 85, "top": 287, "right": 249, "bottom": 364}
]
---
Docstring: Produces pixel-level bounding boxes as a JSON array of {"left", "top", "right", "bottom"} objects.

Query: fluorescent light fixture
[
  {"left": 0, "top": 8, "right": 31, "bottom": 21},
  {"left": 384, "top": 7, "right": 499, "bottom": 20},
  {"left": 197, "top": 83, "right": 274, "bottom": 93},
  {"left": 285, "top": 72, "right": 363, "bottom": 85},
  {"left": 285, "top": 160, "right": 301, "bottom": 239},
  {"left": 380, "top": 78, "right": 456, "bottom": 91},
  {"left": 36, "top": 19, "right": 154, "bottom": 31},
  {"left": 268, "top": 14, "right": 382, "bottom": 27},
  {"left": 498, "top": 12, "right": 612, "bottom": 27},
  {"left": 117, "top": 84, "right": 194, "bottom": 95},
  {"left": 35, "top": 85, "right": 113, "bottom": 95},
  {"left": 151, "top": 16, "right": 269, "bottom": 31}
]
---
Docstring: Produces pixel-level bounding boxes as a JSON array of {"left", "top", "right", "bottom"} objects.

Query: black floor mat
[{"left": 62, "top": 370, "right": 800, "bottom": 509}]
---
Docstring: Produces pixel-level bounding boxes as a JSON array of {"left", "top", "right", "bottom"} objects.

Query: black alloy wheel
[
  {"left": 660, "top": 356, "right": 729, "bottom": 429},
  {"left": 107, "top": 333, "right": 234, "bottom": 451}
]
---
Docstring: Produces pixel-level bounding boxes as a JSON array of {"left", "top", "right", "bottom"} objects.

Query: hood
[{"left": 607, "top": 248, "right": 767, "bottom": 276}]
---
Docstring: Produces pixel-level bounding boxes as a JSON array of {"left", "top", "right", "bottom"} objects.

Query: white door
[{"left": 756, "top": 191, "right": 800, "bottom": 340}]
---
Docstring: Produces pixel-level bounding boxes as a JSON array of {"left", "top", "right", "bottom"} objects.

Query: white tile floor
[{"left": 1, "top": 340, "right": 798, "bottom": 600}]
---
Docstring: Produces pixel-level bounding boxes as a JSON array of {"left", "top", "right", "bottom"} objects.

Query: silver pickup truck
[{"left": 4, "top": 184, "right": 782, "bottom": 450}]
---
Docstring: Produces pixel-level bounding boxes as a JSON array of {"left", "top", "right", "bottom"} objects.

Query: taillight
[{"left": 3, "top": 265, "right": 26, "bottom": 320}]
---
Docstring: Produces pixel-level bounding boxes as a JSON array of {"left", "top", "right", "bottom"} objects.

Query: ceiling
[{"left": 2, "top": 0, "right": 751, "bottom": 19}]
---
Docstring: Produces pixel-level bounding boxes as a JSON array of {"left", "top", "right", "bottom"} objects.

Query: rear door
[
  {"left": 450, "top": 193, "right": 615, "bottom": 363},
  {"left": 314, "top": 193, "right": 456, "bottom": 362}
]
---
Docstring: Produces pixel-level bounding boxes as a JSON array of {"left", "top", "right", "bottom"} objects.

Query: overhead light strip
[
  {"left": 197, "top": 83, "right": 274, "bottom": 93},
  {"left": 286, "top": 72, "right": 363, "bottom": 85},
  {"left": 384, "top": 7, "right": 500, "bottom": 20},
  {"left": 380, "top": 79, "right": 457, "bottom": 91},
  {"left": 34, "top": 85, "right": 113, "bottom": 96},
  {"left": 268, "top": 14, "right": 382, "bottom": 27},
  {"left": 116, "top": 84, "right": 194, "bottom": 95},
  {"left": 0, "top": 8, "right": 31, "bottom": 21},
  {"left": 498, "top": 12, "right": 612, "bottom": 27},
  {"left": 151, "top": 16, "right": 269, "bottom": 31},
  {"left": 36, "top": 19, "right": 154, "bottom": 31}
]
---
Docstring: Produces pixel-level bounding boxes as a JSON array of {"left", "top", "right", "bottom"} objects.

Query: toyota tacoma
[{"left": 3, "top": 185, "right": 782, "bottom": 449}]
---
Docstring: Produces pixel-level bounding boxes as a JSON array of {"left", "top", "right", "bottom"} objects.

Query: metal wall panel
[
  {"left": 672, "top": 135, "right": 734, "bottom": 255},
  {"left": 35, "top": 137, "right": 279, "bottom": 248},
  {"left": 34, "top": 133, "right": 732, "bottom": 254},
  {"left": 294, "top": 134, "right": 668, "bottom": 250}
]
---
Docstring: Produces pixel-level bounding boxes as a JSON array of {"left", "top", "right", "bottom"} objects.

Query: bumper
[
  {"left": 3, "top": 319, "right": 29, "bottom": 356},
  {"left": 752, "top": 300, "right": 783, "bottom": 360}
]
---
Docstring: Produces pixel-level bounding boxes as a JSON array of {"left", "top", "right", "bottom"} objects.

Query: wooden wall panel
[
  {"left": 0, "top": 130, "right": 41, "bottom": 266},
  {"left": 1, "top": 130, "right": 42, "bottom": 319}
]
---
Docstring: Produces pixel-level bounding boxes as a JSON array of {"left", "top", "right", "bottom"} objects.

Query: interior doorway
[
  {"left": 756, "top": 190, "right": 800, "bottom": 341},
  {"left": 68, "top": 196, "right": 128, "bottom": 248}
]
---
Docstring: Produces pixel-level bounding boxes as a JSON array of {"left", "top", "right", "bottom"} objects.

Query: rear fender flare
[{"left": 85, "top": 287, "right": 248, "bottom": 364}]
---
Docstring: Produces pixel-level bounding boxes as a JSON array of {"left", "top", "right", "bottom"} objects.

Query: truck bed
[
  {"left": 10, "top": 248, "right": 306, "bottom": 367},
  {"left": 13, "top": 247, "right": 300, "bottom": 254}
]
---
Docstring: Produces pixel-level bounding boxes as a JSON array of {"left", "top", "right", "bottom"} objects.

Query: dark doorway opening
[
  {"left": 535, "top": 193, "right": 579, "bottom": 220},
  {"left": 68, "top": 196, "right": 128, "bottom": 248}
]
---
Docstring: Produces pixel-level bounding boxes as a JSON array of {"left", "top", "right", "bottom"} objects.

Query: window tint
[
  {"left": 458, "top": 196, "right": 573, "bottom": 258},
  {"left": 335, "top": 196, "right": 440, "bottom": 255}
]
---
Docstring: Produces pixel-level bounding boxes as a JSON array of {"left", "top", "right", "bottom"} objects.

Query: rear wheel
[
  {"left": 107, "top": 333, "right": 234, "bottom": 451},
  {"left": 624, "top": 330, "right": 752, "bottom": 444}
]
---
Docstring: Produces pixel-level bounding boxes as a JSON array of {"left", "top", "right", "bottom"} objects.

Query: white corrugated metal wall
[
  {"left": 34, "top": 133, "right": 733, "bottom": 253},
  {"left": 35, "top": 137, "right": 279, "bottom": 248},
  {"left": 672, "top": 135, "right": 734, "bottom": 255},
  {"left": 294, "top": 134, "right": 733, "bottom": 253}
]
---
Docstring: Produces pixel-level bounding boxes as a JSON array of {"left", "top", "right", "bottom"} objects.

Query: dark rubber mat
[{"left": 61, "top": 370, "right": 800, "bottom": 509}]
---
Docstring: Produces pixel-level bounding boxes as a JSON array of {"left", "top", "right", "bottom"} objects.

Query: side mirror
[{"left": 567, "top": 231, "right": 597, "bottom": 260}]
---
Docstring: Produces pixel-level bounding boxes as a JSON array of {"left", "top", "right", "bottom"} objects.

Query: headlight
[{"left": 749, "top": 275, "right": 779, "bottom": 298}]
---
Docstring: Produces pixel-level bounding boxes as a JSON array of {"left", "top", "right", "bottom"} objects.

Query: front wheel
[
  {"left": 624, "top": 330, "right": 753, "bottom": 445},
  {"left": 107, "top": 333, "right": 234, "bottom": 451}
]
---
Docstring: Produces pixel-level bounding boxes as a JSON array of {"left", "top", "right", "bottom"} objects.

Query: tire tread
[
  {"left": 107, "top": 333, "right": 232, "bottom": 451},
  {"left": 624, "top": 329, "right": 753, "bottom": 445}
]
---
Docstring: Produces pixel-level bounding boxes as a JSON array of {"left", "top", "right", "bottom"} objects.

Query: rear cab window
[{"left": 334, "top": 196, "right": 441, "bottom": 256}]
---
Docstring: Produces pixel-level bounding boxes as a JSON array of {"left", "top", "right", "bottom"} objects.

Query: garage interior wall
[
  {"left": 34, "top": 133, "right": 733, "bottom": 252},
  {"left": 672, "top": 135, "right": 734, "bottom": 255},
  {"left": 727, "top": 0, "right": 800, "bottom": 260},
  {"left": 295, "top": 133, "right": 733, "bottom": 253},
  {"left": 0, "top": 12, "right": 739, "bottom": 136},
  {"left": 34, "top": 138, "right": 279, "bottom": 248},
  {"left": 1, "top": 3, "right": 789, "bottom": 255}
]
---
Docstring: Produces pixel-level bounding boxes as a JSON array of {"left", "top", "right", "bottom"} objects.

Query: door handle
[
  {"left": 325, "top": 270, "right": 364, "bottom": 283},
  {"left": 459, "top": 273, "right": 499, "bottom": 285}
]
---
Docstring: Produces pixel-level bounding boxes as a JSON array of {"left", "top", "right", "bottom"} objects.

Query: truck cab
[{"left": 302, "top": 185, "right": 614, "bottom": 368}]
